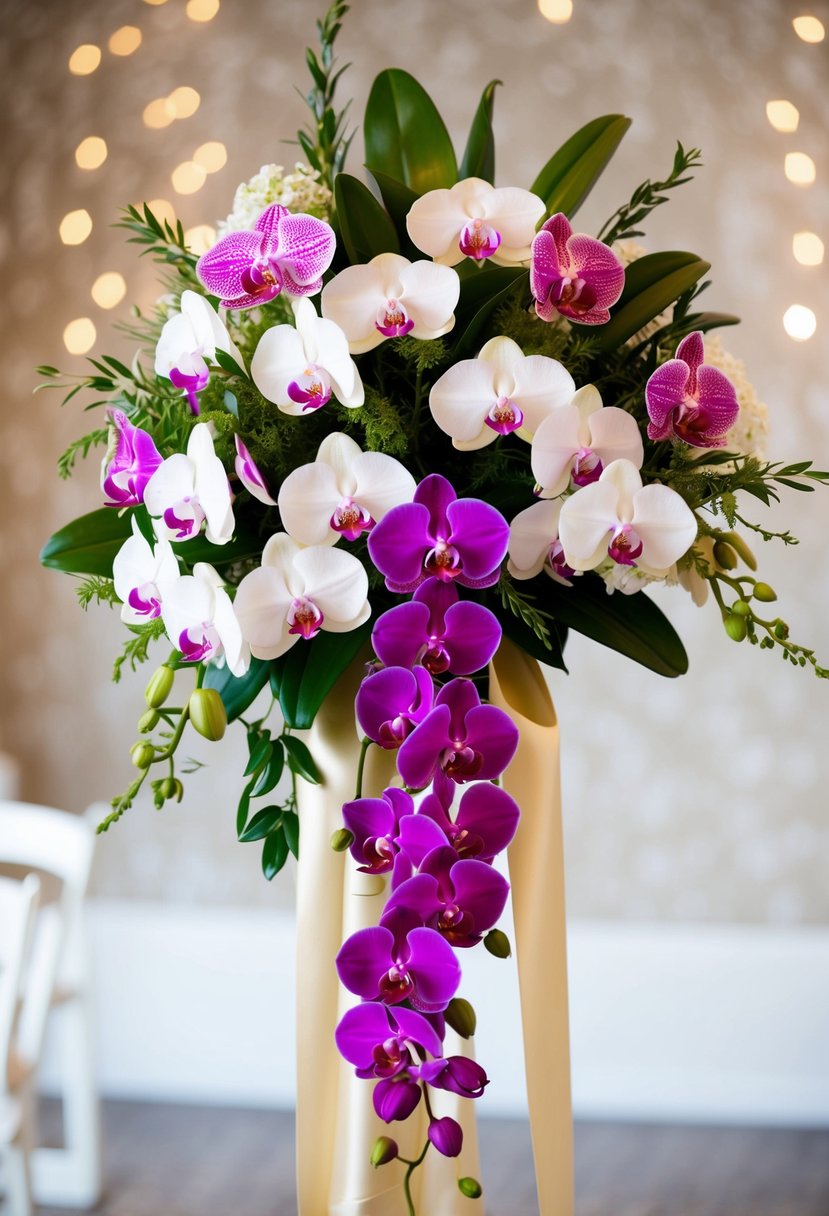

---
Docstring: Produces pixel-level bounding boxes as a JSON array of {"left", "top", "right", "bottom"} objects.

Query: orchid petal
[
  {"left": 406, "top": 188, "right": 471, "bottom": 263},
  {"left": 463, "top": 704, "right": 520, "bottom": 779},
  {"left": 397, "top": 704, "right": 453, "bottom": 789},
  {"left": 566, "top": 235, "right": 626, "bottom": 309},
  {"left": 558, "top": 482, "right": 620, "bottom": 571},
  {"left": 406, "top": 927, "right": 462, "bottom": 1009},
  {"left": 335, "top": 1003, "right": 397, "bottom": 1069},
  {"left": 449, "top": 860, "right": 509, "bottom": 932},
  {"left": 292, "top": 545, "right": 369, "bottom": 625},
  {"left": 486, "top": 186, "right": 546, "bottom": 253},
  {"left": 336, "top": 926, "right": 395, "bottom": 999},
  {"left": 676, "top": 331, "right": 705, "bottom": 378},
  {"left": 393, "top": 1007, "right": 444, "bottom": 1059},
  {"left": 440, "top": 601, "right": 502, "bottom": 674},
  {"left": 631, "top": 484, "right": 698, "bottom": 569},
  {"left": 368, "top": 502, "right": 433, "bottom": 590},
  {"left": 397, "top": 260, "right": 459, "bottom": 338},
  {"left": 179, "top": 290, "right": 243, "bottom": 367},
  {"left": 645, "top": 359, "right": 691, "bottom": 435},
  {"left": 253, "top": 203, "right": 290, "bottom": 252},
  {"left": 143, "top": 454, "right": 194, "bottom": 522},
  {"left": 396, "top": 815, "right": 450, "bottom": 870},
  {"left": 320, "top": 256, "right": 405, "bottom": 353},
  {"left": 445, "top": 497, "right": 510, "bottom": 580},
  {"left": 599, "top": 458, "right": 644, "bottom": 521},
  {"left": 187, "top": 424, "right": 234, "bottom": 545},
  {"left": 372, "top": 602, "right": 431, "bottom": 669},
  {"left": 196, "top": 230, "right": 263, "bottom": 302},
  {"left": 435, "top": 678, "right": 480, "bottom": 738},
  {"left": 530, "top": 406, "right": 584, "bottom": 496},
  {"left": 352, "top": 452, "right": 416, "bottom": 521},
  {"left": 695, "top": 366, "right": 740, "bottom": 437},
  {"left": 387, "top": 873, "right": 442, "bottom": 922},
  {"left": 510, "top": 355, "right": 577, "bottom": 439},
  {"left": 508, "top": 499, "right": 564, "bottom": 579},
  {"left": 588, "top": 405, "right": 644, "bottom": 469},
  {"left": 234, "top": 436, "right": 277, "bottom": 506},
  {"left": 278, "top": 462, "right": 342, "bottom": 546},
  {"left": 251, "top": 325, "right": 309, "bottom": 406},
  {"left": 211, "top": 583, "right": 250, "bottom": 676},
  {"left": 260, "top": 532, "right": 303, "bottom": 585},
  {"left": 273, "top": 212, "right": 336, "bottom": 288},
  {"left": 233, "top": 565, "right": 295, "bottom": 659},
  {"left": 429, "top": 357, "right": 499, "bottom": 445},
  {"left": 415, "top": 474, "right": 456, "bottom": 537},
  {"left": 456, "top": 783, "right": 520, "bottom": 858}
]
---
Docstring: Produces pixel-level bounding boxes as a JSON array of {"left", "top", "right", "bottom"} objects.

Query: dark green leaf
[
  {"left": 262, "top": 829, "right": 289, "bottom": 879},
  {"left": 333, "top": 173, "right": 399, "bottom": 262},
  {"left": 282, "top": 809, "right": 300, "bottom": 859},
  {"left": 595, "top": 252, "right": 711, "bottom": 352},
  {"left": 459, "top": 80, "right": 501, "bottom": 183},
  {"left": 236, "top": 778, "right": 254, "bottom": 838},
  {"left": 40, "top": 507, "right": 132, "bottom": 576},
  {"left": 271, "top": 622, "right": 372, "bottom": 729},
  {"left": 175, "top": 523, "right": 265, "bottom": 568},
  {"left": 364, "top": 69, "right": 457, "bottom": 194},
  {"left": 214, "top": 349, "right": 251, "bottom": 382},
  {"left": 204, "top": 658, "right": 271, "bottom": 723},
  {"left": 530, "top": 115, "right": 631, "bottom": 218},
  {"left": 251, "top": 747, "right": 286, "bottom": 797},
  {"left": 244, "top": 735, "right": 273, "bottom": 778},
  {"left": 239, "top": 805, "right": 283, "bottom": 843},
  {"left": 365, "top": 169, "right": 421, "bottom": 257},
  {"left": 454, "top": 266, "right": 528, "bottom": 357},
  {"left": 282, "top": 735, "right": 322, "bottom": 785},
  {"left": 496, "top": 602, "right": 569, "bottom": 672}
]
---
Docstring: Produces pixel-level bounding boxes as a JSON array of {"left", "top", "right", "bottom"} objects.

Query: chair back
[{"left": 0, "top": 874, "right": 40, "bottom": 1094}]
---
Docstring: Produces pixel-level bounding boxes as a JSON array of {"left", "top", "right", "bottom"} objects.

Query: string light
[
  {"left": 792, "top": 14, "right": 825, "bottom": 42},
  {"left": 172, "top": 161, "right": 207, "bottom": 195},
  {"left": 186, "top": 0, "right": 221, "bottom": 21},
  {"left": 792, "top": 232, "right": 825, "bottom": 266},
  {"left": 143, "top": 0, "right": 169, "bottom": 5},
  {"left": 91, "top": 272, "right": 127, "bottom": 309},
  {"left": 168, "top": 86, "right": 201, "bottom": 118},
  {"left": 785, "top": 152, "right": 816, "bottom": 185},
  {"left": 109, "top": 26, "right": 143, "bottom": 56},
  {"left": 193, "top": 141, "right": 227, "bottom": 173},
  {"left": 146, "top": 198, "right": 177, "bottom": 226},
  {"left": 59, "top": 209, "right": 93, "bottom": 245},
  {"left": 75, "top": 137, "right": 108, "bottom": 170},
  {"left": 63, "top": 318, "right": 97, "bottom": 354},
  {"left": 68, "top": 45, "right": 101, "bottom": 75},
  {"left": 184, "top": 225, "right": 216, "bottom": 254},
  {"left": 143, "top": 97, "right": 176, "bottom": 129},
  {"left": 765, "top": 100, "right": 799, "bottom": 133},
  {"left": 537, "top": 0, "right": 573, "bottom": 21},
  {"left": 783, "top": 304, "right": 817, "bottom": 341}
]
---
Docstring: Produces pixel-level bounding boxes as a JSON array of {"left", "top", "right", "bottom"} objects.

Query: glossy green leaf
[
  {"left": 531, "top": 115, "right": 631, "bottom": 218},
  {"left": 334, "top": 173, "right": 399, "bottom": 263},
  {"left": 40, "top": 507, "right": 132, "bottom": 576},
  {"left": 496, "top": 602, "right": 569, "bottom": 672},
  {"left": 282, "top": 735, "right": 322, "bottom": 785},
  {"left": 239, "top": 806, "right": 282, "bottom": 843},
  {"left": 236, "top": 778, "right": 254, "bottom": 838},
  {"left": 364, "top": 69, "right": 457, "bottom": 194},
  {"left": 204, "top": 658, "right": 271, "bottom": 724},
  {"left": 365, "top": 169, "right": 421, "bottom": 257},
  {"left": 261, "top": 829, "right": 289, "bottom": 880},
  {"left": 459, "top": 80, "right": 501, "bottom": 183},
  {"left": 454, "top": 266, "right": 528, "bottom": 357},
  {"left": 251, "top": 746, "right": 285, "bottom": 798},
  {"left": 271, "top": 622, "right": 372, "bottom": 730},
  {"left": 244, "top": 734, "right": 273, "bottom": 778},
  {"left": 282, "top": 810, "right": 300, "bottom": 860},
  {"left": 594, "top": 252, "right": 710, "bottom": 351}
]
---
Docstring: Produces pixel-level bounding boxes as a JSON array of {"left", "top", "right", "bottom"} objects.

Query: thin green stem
[
  {"left": 152, "top": 706, "right": 190, "bottom": 762},
  {"left": 402, "top": 1139, "right": 430, "bottom": 1216},
  {"left": 355, "top": 736, "right": 371, "bottom": 799}
]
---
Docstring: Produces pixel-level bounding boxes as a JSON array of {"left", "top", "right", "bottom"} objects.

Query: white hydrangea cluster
[
  {"left": 702, "top": 334, "right": 769, "bottom": 458},
  {"left": 216, "top": 163, "right": 333, "bottom": 236}
]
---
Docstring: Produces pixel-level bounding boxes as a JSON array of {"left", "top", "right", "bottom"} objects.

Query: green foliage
[
  {"left": 296, "top": 1, "right": 354, "bottom": 192},
  {"left": 76, "top": 576, "right": 118, "bottom": 610},
  {"left": 58, "top": 428, "right": 109, "bottom": 480},
  {"left": 271, "top": 623, "right": 372, "bottom": 729},
  {"left": 598, "top": 143, "right": 703, "bottom": 244},
  {"left": 112, "top": 619, "right": 167, "bottom": 683},
  {"left": 365, "top": 69, "right": 458, "bottom": 194},
  {"left": 115, "top": 203, "right": 199, "bottom": 284},
  {"left": 460, "top": 80, "right": 501, "bottom": 183},
  {"left": 334, "top": 173, "right": 399, "bottom": 262},
  {"left": 530, "top": 114, "right": 631, "bottom": 218},
  {"left": 594, "top": 252, "right": 711, "bottom": 352}
]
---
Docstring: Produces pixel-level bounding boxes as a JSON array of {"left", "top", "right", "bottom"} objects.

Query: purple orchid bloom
[
  {"left": 530, "top": 213, "right": 624, "bottom": 326},
  {"left": 418, "top": 1055, "right": 489, "bottom": 1099},
  {"left": 342, "top": 787, "right": 416, "bottom": 874},
  {"left": 397, "top": 678, "right": 519, "bottom": 789},
  {"left": 335, "top": 1002, "right": 443, "bottom": 1080},
  {"left": 420, "top": 781, "right": 520, "bottom": 862},
  {"left": 371, "top": 578, "right": 502, "bottom": 676},
  {"left": 427, "top": 1116, "right": 463, "bottom": 1158},
  {"left": 101, "top": 409, "right": 163, "bottom": 508},
  {"left": 196, "top": 204, "right": 336, "bottom": 310},
  {"left": 355, "top": 666, "right": 434, "bottom": 749},
  {"left": 386, "top": 845, "right": 509, "bottom": 947},
  {"left": 336, "top": 907, "right": 461, "bottom": 1013},
  {"left": 645, "top": 331, "right": 740, "bottom": 448},
  {"left": 367, "top": 474, "right": 510, "bottom": 594}
]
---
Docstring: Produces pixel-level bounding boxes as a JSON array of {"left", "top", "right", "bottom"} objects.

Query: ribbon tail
[{"left": 489, "top": 638, "right": 574, "bottom": 1216}]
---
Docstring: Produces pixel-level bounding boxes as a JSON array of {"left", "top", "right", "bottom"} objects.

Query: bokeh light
[
  {"left": 765, "top": 100, "right": 799, "bottom": 133},
  {"left": 75, "top": 136, "right": 108, "bottom": 170},
  {"left": 63, "top": 318, "right": 97, "bottom": 354},
  {"left": 91, "top": 272, "right": 128, "bottom": 310},
  {"left": 109, "top": 26, "right": 143, "bottom": 56},
  {"left": 186, "top": 0, "right": 221, "bottom": 21},
  {"left": 792, "top": 232, "right": 825, "bottom": 266},
  {"left": 168, "top": 86, "right": 201, "bottom": 118},
  {"left": 537, "top": 0, "right": 573, "bottom": 21},
  {"left": 785, "top": 152, "right": 816, "bottom": 185},
  {"left": 194, "top": 141, "right": 228, "bottom": 173},
  {"left": 172, "top": 161, "right": 207, "bottom": 195},
  {"left": 792, "top": 14, "right": 825, "bottom": 42},
  {"left": 143, "top": 97, "right": 176, "bottom": 129},
  {"left": 184, "top": 225, "right": 217, "bottom": 255},
  {"left": 68, "top": 45, "right": 101, "bottom": 75},
  {"left": 59, "top": 209, "right": 93, "bottom": 245},
  {"left": 146, "top": 198, "right": 177, "bottom": 227},
  {"left": 783, "top": 304, "right": 817, "bottom": 341}
]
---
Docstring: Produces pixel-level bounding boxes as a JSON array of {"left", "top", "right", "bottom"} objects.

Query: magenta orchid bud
[{"left": 428, "top": 1115, "right": 463, "bottom": 1158}]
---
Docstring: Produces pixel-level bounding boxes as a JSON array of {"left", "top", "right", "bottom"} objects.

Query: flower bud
[
  {"left": 369, "top": 1136, "right": 398, "bottom": 1168},
  {"left": 724, "top": 613, "right": 747, "bottom": 642},
  {"left": 458, "top": 1177, "right": 483, "bottom": 1199},
  {"left": 444, "top": 997, "right": 477, "bottom": 1039},
  {"left": 483, "top": 928, "right": 511, "bottom": 959},
  {"left": 428, "top": 1116, "right": 463, "bottom": 1158},
  {"left": 731, "top": 599, "right": 751, "bottom": 617},
  {"left": 145, "top": 664, "right": 175, "bottom": 708},
  {"left": 138, "top": 708, "right": 160, "bottom": 733},
  {"left": 774, "top": 620, "right": 789, "bottom": 640},
  {"left": 724, "top": 531, "right": 757, "bottom": 571},
  {"left": 160, "top": 776, "right": 184, "bottom": 802},
  {"left": 188, "top": 689, "right": 227, "bottom": 741},
  {"left": 130, "top": 741, "right": 155, "bottom": 769},
  {"left": 753, "top": 582, "right": 777, "bottom": 603},
  {"left": 331, "top": 828, "right": 354, "bottom": 852},
  {"left": 712, "top": 540, "right": 737, "bottom": 570}
]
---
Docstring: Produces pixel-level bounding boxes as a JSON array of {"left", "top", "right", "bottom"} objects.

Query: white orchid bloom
[
  {"left": 531, "top": 385, "right": 645, "bottom": 497},
  {"left": 507, "top": 499, "right": 574, "bottom": 585},
  {"left": 250, "top": 297, "right": 363, "bottom": 414},
  {"left": 428, "top": 335, "right": 576, "bottom": 450},
  {"left": 320, "top": 252, "right": 460, "bottom": 354},
  {"left": 144, "top": 422, "right": 235, "bottom": 545},
  {"left": 278, "top": 432, "right": 415, "bottom": 547},
  {"left": 161, "top": 563, "right": 249, "bottom": 677},
  {"left": 558, "top": 459, "right": 697, "bottom": 574},
  {"left": 406, "top": 178, "right": 546, "bottom": 267},
  {"left": 112, "top": 518, "right": 180, "bottom": 625},
  {"left": 234, "top": 533, "right": 371, "bottom": 660},
  {"left": 154, "top": 290, "right": 243, "bottom": 414}
]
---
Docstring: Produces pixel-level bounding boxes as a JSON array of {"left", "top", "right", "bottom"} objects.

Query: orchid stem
[
  {"left": 402, "top": 1139, "right": 430, "bottom": 1216},
  {"left": 355, "top": 736, "right": 371, "bottom": 799}
]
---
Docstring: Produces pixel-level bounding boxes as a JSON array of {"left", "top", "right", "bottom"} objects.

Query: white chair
[
  {"left": 0, "top": 873, "right": 41, "bottom": 1216},
  {"left": 0, "top": 803, "right": 101, "bottom": 1209}
]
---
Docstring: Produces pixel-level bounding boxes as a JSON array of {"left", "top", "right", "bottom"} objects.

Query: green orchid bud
[
  {"left": 160, "top": 777, "right": 184, "bottom": 802},
  {"left": 188, "top": 689, "right": 227, "bottom": 741},
  {"left": 330, "top": 828, "right": 354, "bottom": 852},
  {"left": 712, "top": 540, "right": 737, "bottom": 570},
  {"left": 753, "top": 582, "right": 777, "bottom": 602},
  {"left": 724, "top": 613, "right": 747, "bottom": 642},
  {"left": 138, "top": 708, "right": 160, "bottom": 733},
  {"left": 774, "top": 620, "right": 789, "bottom": 640},
  {"left": 369, "top": 1136, "right": 398, "bottom": 1168},
  {"left": 145, "top": 664, "right": 175, "bottom": 709},
  {"left": 444, "top": 997, "right": 477, "bottom": 1038},
  {"left": 724, "top": 531, "right": 757, "bottom": 571},
  {"left": 731, "top": 599, "right": 751, "bottom": 617},
  {"left": 483, "top": 928, "right": 512, "bottom": 958},
  {"left": 458, "top": 1177, "right": 483, "bottom": 1199},
  {"left": 130, "top": 741, "right": 155, "bottom": 769}
]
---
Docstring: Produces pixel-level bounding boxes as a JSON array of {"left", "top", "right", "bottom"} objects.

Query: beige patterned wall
[{"left": 1, "top": 0, "right": 827, "bottom": 921}]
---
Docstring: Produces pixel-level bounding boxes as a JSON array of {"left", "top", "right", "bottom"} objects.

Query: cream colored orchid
[
  {"left": 406, "top": 178, "right": 545, "bottom": 266},
  {"left": 531, "top": 385, "right": 644, "bottom": 497},
  {"left": 251, "top": 297, "right": 363, "bottom": 413}
]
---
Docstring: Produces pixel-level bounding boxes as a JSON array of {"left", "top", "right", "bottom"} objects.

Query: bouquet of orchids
[{"left": 40, "top": 3, "right": 827, "bottom": 1208}]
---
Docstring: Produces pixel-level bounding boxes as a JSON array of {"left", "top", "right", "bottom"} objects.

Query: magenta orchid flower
[
  {"left": 406, "top": 178, "right": 545, "bottom": 266},
  {"left": 530, "top": 385, "right": 644, "bottom": 497},
  {"left": 530, "top": 212, "right": 624, "bottom": 326},
  {"left": 373, "top": 1076, "right": 423, "bottom": 1123},
  {"left": 645, "top": 331, "right": 740, "bottom": 447},
  {"left": 386, "top": 844, "right": 510, "bottom": 948},
  {"left": 419, "top": 781, "right": 520, "bottom": 863},
  {"left": 418, "top": 1056, "right": 489, "bottom": 1099},
  {"left": 397, "top": 677, "right": 519, "bottom": 788},
  {"left": 355, "top": 665, "right": 434, "bottom": 749},
  {"left": 368, "top": 474, "right": 510, "bottom": 594},
  {"left": 341, "top": 787, "right": 416, "bottom": 874},
  {"left": 196, "top": 203, "right": 335, "bottom": 309},
  {"left": 100, "top": 409, "right": 162, "bottom": 508},
  {"left": 234, "top": 436, "right": 277, "bottom": 506},
  {"left": 508, "top": 499, "right": 575, "bottom": 585},
  {"left": 427, "top": 1116, "right": 463, "bottom": 1158},
  {"left": 335, "top": 1002, "right": 443, "bottom": 1079},
  {"left": 335, "top": 907, "right": 462, "bottom": 1013},
  {"left": 371, "top": 579, "right": 502, "bottom": 676}
]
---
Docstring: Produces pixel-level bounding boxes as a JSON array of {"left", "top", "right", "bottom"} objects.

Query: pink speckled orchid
[
  {"left": 530, "top": 385, "right": 644, "bottom": 497},
  {"left": 507, "top": 499, "right": 574, "bottom": 585},
  {"left": 530, "top": 212, "right": 625, "bottom": 326},
  {"left": 429, "top": 336, "right": 577, "bottom": 449},
  {"left": 558, "top": 459, "right": 697, "bottom": 572},
  {"left": 144, "top": 423, "right": 235, "bottom": 545},
  {"left": 233, "top": 533, "right": 370, "bottom": 659},
  {"left": 100, "top": 409, "right": 162, "bottom": 508},
  {"left": 154, "top": 290, "right": 243, "bottom": 415},
  {"left": 277, "top": 432, "right": 415, "bottom": 546},
  {"left": 250, "top": 298, "right": 364, "bottom": 414},
  {"left": 234, "top": 436, "right": 277, "bottom": 507},
  {"left": 112, "top": 518, "right": 180, "bottom": 625},
  {"left": 320, "top": 253, "right": 460, "bottom": 354},
  {"left": 645, "top": 331, "right": 740, "bottom": 447},
  {"left": 161, "top": 562, "right": 249, "bottom": 676},
  {"left": 196, "top": 203, "right": 335, "bottom": 309},
  {"left": 406, "top": 178, "right": 545, "bottom": 266}
]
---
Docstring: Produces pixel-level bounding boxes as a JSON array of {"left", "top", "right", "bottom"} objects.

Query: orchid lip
[
  {"left": 287, "top": 596, "right": 324, "bottom": 639},
  {"left": 331, "top": 499, "right": 374, "bottom": 541},
  {"left": 287, "top": 364, "right": 333, "bottom": 411},
  {"left": 240, "top": 260, "right": 282, "bottom": 302},
  {"left": 459, "top": 218, "right": 501, "bottom": 261},
  {"left": 378, "top": 965, "right": 414, "bottom": 1004},
  {"left": 441, "top": 744, "right": 484, "bottom": 782},
  {"left": 424, "top": 541, "right": 462, "bottom": 582},
  {"left": 163, "top": 497, "right": 205, "bottom": 540},
  {"left": 549, "top": 540, "right": 576, "bottom": 580},
  {"left": 571, "top": 447, "right": 603, "bottom": 486},
  {"left": 375, "top": 298, "right": 414, "bottom": 338},
  {"left": 608, "top": 524, "right": 643, "bottom": 567},
  {"left": 484, "top": 395, "right": 524, "bottom": 436},
  {"left": 128, "top": 582, "right": 162, "bottom": 619},
  {"left": 178, "top": 623, "right": 220, "bottom": 663}
]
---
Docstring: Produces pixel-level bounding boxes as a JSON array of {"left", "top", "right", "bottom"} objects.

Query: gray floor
[{"left": 24, "top": 1100, "right": 829, "bottom": 1216}]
